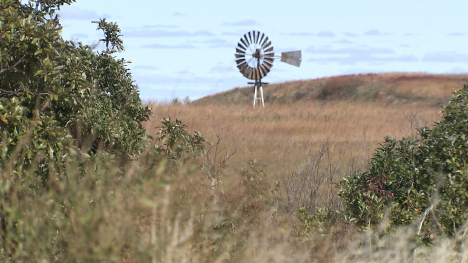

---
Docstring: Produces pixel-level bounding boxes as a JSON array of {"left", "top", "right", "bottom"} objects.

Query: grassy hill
[{"left": 195, "top": 73, "right": 468, "bottom": 106}]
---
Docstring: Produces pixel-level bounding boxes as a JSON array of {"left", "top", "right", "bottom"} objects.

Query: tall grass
[
  {"left": 3, "top": 137, "right": 468, "bottom": 262},
  {"left": 145, "top": 101, "right": 440, "bottom": 178},
  {"left": 3, "top": 99, "right": 468, "bottom": 262}
]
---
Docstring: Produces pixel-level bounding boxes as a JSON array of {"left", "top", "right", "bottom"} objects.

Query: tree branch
[{"left": 0, "top": 53, "right": 30, "bottom": 77}]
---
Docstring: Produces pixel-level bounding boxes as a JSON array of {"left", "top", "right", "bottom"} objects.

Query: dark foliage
[
  {"left": 0, "top": 0, "right": 151, "bottom": 180},
  {"left": 339, "top": 84, "right": 468, "bottom": 238}
]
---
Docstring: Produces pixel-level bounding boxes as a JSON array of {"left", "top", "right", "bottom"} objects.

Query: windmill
[{"left": 235, "top": 31, "right": 301, "bottom": 107}]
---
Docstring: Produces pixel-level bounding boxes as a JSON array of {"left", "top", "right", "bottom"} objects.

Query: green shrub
[
  {"left": 0, "top": 0, "right": 151, "bottom": 180},
  {"left": 339, "top": 84, "right": 468, "bottom": 238}
]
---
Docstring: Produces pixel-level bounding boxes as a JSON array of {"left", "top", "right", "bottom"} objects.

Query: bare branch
[{"left": 203, "top": 126, "right": 236, "bottom": 194}]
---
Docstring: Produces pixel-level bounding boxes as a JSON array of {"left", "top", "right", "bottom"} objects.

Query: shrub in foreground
[
  {"left": 0, "top": 0, "right": 151, "bottom": 180},
  {"left": 339, "top": 84, "right": 468, "bottom": 238}
]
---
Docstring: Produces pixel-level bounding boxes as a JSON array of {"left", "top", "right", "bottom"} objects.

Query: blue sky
[{"left": 56, "top": 0, "right": 468, "bottom": 101}]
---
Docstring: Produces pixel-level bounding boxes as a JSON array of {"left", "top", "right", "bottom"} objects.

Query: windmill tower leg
[
  {"left": 253, "top": 85, "right": 257, "bottom": 107},
  {"left": 259, "top": 85, "right": 264, "bottom": 107}
]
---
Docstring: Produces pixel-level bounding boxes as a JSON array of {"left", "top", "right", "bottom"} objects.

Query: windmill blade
[
  {"left": 236, "top": 47, "right": 246, "bottom": 55},
  {"left": 252, "top": 31, "right": 257, "bottom": 45},
  {"left": 240, "top": 37, "right": 249, "bottom": 49},
  {"left": 237, "top": 61, "right": 247, "bottom": 70},
  {"left": 255, "top": 67, "right": 261, "bottom": 79},
  {"left": 262, "top": 40, "right": 272, "bottom": 49},
  {"left": 258, "top": 65, "right": 267, "bottom": 78},
  {"left": 264, "top": 57, "right": 274, "bottom": 64},
  {"left": 242, "top": 70, "right": 249, "bottom": 78},
  {"left": 258, "top": 33, "right": 265, "bottom": 47},
  {"left": 235, "top": 53, "right": 247, "bottom": 62},
  {"left": 281, "top": 50, "right": 302, "bottom": 67},
  {"left": 264, "top": 46, "right": 273, "bottom": 53},
  {"left": 235, "top": 58, "right": 246, "bottom": 65},
  {"left": 260, "top": 64, "right": 271, "bottom": 75},
  {"left": 243, "top": 34, "right": 250, "bottom": 47},
  {"left": 255, "top": 31, "right": 261, "bottom": 44},
  {"left": 263, "top": 60, "right": 274, "bottom": 69},
  {"left": 241, "top": 66, "right": 250, "bottom": 77},
  {"left": 261, "top": 36, "right": 269, "bottom": 47},
  {"left": 237, "top": 42, "right": 247, "bottom": 51},
  {"left": 237, "top": 59, "right": 247, "bottom": 68},
  {"left": 264, "top": 52, "right": 275, "bottom": 58},
  {"left": 247, "top": 67, "right": 254, "bottom": 79},
  {"left": 235, "top": 53, "right": 245, "bottom": 59},
  {"left": 248, "top": 32, "right": 253, "bottom": 45}
]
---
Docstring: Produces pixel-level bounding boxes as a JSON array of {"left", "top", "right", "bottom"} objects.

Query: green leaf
[{"left": 34, "top": 69, "right": 43, "bottom": 76}]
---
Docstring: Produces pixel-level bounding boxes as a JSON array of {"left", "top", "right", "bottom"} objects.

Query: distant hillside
[{"left": 194, "top": 73, "right": 468, "bottom": 106}]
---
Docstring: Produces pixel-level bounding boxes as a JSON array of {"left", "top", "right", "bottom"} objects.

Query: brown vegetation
[
  {"left": 135, "top": 73, "right": 467, "bottom": 261},
  {"left": 145, "top": 101, "right": 441, "bottom": 179},
  {"left": 196, "top": 73, "right": 468, "bottom": 106},
  {"left": 133, "top": 74, "right": 468, "bottom": 262}
]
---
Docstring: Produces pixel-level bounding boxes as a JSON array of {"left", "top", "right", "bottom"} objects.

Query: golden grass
[
  {"left": 133, "top": 76, "right": 468, "bottom": 262},
  {"left": 144, "top": 101, "right": 442, "bottom": 178},
  {"left": 196, "top": 73, "right": 468, "bottom": 106}
]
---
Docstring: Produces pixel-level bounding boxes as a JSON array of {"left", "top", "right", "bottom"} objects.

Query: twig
[
  {"left": 418, "top": 205, "right": 433, "bottom": 235},
  {"left": 0, "top": 53, "right": 29, "bottom": 77}
]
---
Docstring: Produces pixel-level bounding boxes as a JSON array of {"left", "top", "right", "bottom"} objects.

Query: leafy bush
[
  {"left": 143, "top": 117, "right": 205, "bottom": 175},
  {"left": 339, "top": 84, "right": 468, "bottom": 238},
  {"left": 0, "top": 1, "right": 161, "bottom": 260},
  {"left": 0, "top": 0, "right": 151, "bottom": 180}
]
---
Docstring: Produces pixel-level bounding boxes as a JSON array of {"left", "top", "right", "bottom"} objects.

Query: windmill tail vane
[
  {"left": 234, "top": 31, "right": 302, "bottom": 107},
  {"left": 281, "top": 51, "right": 302, "bottom": 67}
]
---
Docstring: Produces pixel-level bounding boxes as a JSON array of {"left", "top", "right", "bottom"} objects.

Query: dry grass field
[
  {"left": 138, "top": 73, "right": 468, "bottom": 262},
  {"left": 145, "top": 101, "right": 441, "bottom": 178},
  {"left": 144, "top": 73, "right": 465, "bottom": 183}
]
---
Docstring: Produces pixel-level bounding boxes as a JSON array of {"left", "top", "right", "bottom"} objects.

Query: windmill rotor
[
  {"left": 235, "top": 31, "right": 275, "bottom": 80},
  {"left": 234, "top": 31, "right": 302, "bottom": 106}
]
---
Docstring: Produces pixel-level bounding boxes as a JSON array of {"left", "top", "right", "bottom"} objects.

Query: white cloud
[
  {"left": 423, "top": 52, "right": 468, "bottom": 62},
  {"left": 283, "top": 32, "right": 315, "bottom": 36},
  {"left": 284, "top": 31, "right": 335, "bottom": 37},
  {"left": 306, "top": 46, "right": 394, "bottom": 55},
  {"left": 447, "top": 33, "right": 466, "bottom": 36},
  {"left": 364, "top": 29, "right": 391, "bottom": 36},
  {"left": 140, "top": 44, "right": 198, "bottom": 49},
  {"left": 205, "top": 38, "right": 232, "bottom": 48},
  {"left": 126, "top": 29, "right": 214, "bottom": 38},
  {"left": 70, "top": 33, "right": 89, "bottom": 39},
  {"left": 209, "top": 64, "right": 235, "bottom": 73},
  {"left": 445, "top": 67, "right": 468, "bottom": 74},
  {"left": 133, "top": 65, "right": 159, "bottom": 70},
  {"left": 307, "top": 46, "right": 417, "bottom": 65},
  {"left": 335, "top": 39, "right": 353, "bottom": 44},
  {"left": 221, "top": 31, "right": 242, "bottom": 36},
  {"left": 223, "top": 20, "right": 261, "bottom": 26},
  {"left": 59, "top": 6, "right": 101, "bottom": 20},
  {"left": 344, "top": 32, "right": 359, "bottom": 37},
  {"left": 142, "top": 24, "right": 178, "bottom": 29},
  {"left": 317, "top": 31, "right": 335, "bottom": 38},
  {"left": 308, "top": 54, "right": 418, "bottom": 65}
]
